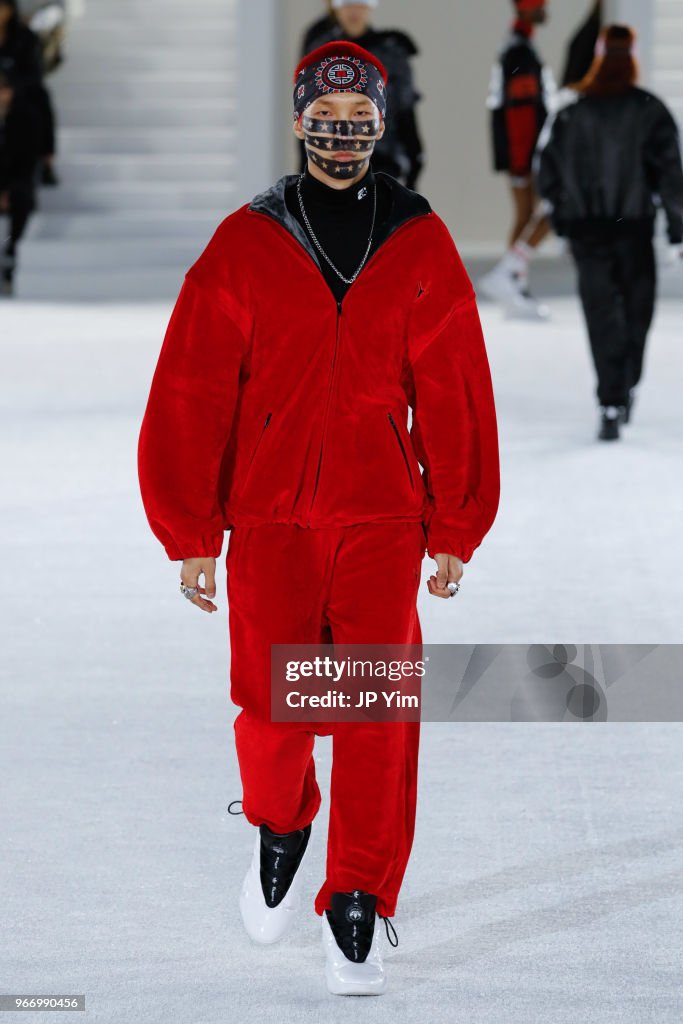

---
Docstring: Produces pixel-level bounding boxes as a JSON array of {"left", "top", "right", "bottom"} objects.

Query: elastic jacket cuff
[
  {"left": 163, "top": 533, "right": 224, "bottom": 562},
  {"left": 425, "top": 533, "right": 475, "bottom": 564}
]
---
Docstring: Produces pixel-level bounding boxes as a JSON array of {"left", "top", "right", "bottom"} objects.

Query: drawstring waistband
[{"left": 228, "top": 799, "right": 244, "bottom": 815}]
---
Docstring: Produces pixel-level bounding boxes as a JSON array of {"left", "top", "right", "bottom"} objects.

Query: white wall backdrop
[
  {"left": 237, "top": 0, "right": 282, "bottom": 203},
  {"left": 608, "top": 0, "right": 655, "bottom": 82}
]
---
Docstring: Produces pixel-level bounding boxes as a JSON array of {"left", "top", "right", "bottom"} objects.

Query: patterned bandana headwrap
[
  {"left": 293, "top": 41, "right": 388, "bottom": 177},
  {"left": 293, "top": 40, "right": 388, "bottom": 121}
]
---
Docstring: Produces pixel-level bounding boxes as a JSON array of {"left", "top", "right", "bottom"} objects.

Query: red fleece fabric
[
  {"left": 137, "top": 202, "right": 500, "bottom": 564},
  {"left": 227, "top": 520, "right": 424, "bottom": 918},
  {"left": 293, "top": 39, "right": 389, "bottom": 86}
]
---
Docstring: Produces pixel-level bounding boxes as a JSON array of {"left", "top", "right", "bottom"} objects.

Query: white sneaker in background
[
  {"left": 479, "top": 244, "right": 551, "bottom": 321},
  {"left": 478, "top": 259, "right": 525, "bottom": 306},
  {"left": 504, "top": 288, "right": 552, "bottom": 321}
]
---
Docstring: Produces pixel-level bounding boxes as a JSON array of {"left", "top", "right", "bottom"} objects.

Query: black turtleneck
[{"left": 285, "top": 162, "right": 394, "bottom": 304}]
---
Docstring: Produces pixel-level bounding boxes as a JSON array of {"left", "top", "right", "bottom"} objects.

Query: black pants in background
[
  {"left": 569, "top": 232, "right": 656, "bottom": 408},
  {"left": 1, "top": 176, "right": 36, "bottom": 250}
]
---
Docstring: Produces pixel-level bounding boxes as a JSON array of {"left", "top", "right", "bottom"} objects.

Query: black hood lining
[{"left": 247, "top": 172, "right": 432, "bottom": 272}]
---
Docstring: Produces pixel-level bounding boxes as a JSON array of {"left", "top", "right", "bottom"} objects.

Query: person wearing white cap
[{"left": 332, "top": 1, "right": 379, "bottom": 14}]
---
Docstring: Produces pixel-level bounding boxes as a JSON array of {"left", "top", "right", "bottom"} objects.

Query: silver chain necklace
[{"left": 296, "top": 171, "right": 377, "bottom": 285}]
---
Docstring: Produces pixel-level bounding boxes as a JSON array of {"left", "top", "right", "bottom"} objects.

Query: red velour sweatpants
[{"left": 226, "top": 519, "right": 424, "bottom": 919}]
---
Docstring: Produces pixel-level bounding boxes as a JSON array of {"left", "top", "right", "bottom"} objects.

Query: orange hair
[{"left": 573, "top": 25, "right": 638, "bottom": 97}]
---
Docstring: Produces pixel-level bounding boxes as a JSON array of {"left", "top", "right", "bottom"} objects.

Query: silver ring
[
  {"left": 180, "top": 582, "right": 198, "bottom": 601},
  {"left": 447, "top": 581, "right": 460, "bottom": 597}
]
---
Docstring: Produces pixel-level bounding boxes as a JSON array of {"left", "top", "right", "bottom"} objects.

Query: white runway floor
[{"left": 1, "top": 293, "right": 682, "bottom": 1021}]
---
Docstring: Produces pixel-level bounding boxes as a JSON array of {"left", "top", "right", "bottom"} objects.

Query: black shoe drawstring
[
  {"left": 379, "top": 915, "right": 399, "bottom": 947},
  {"left": 227, "top": 799, "right": 244, "bottom": 815}
]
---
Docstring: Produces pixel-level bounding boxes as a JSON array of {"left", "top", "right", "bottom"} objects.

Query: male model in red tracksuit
[{"left": 138, "top": 39, "right": 500, "bottom": 996}]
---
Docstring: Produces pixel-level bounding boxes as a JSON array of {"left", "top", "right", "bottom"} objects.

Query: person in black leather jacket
[
  {"left": 535, "top": 24, "right": 683, "bottom": 441},
  {"left": 299, "top": 0, "right": 424, "bottom": 189}
]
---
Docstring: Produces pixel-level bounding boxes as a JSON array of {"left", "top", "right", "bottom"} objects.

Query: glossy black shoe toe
[{"left": 259, "top": 822, "right": 311, "bottom": 908}]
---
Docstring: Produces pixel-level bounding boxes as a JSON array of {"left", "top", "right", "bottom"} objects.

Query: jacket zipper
[
  {"left": 307, "top": 301, "right": 342, "bottom": 524},
  {"left": 246, "top": 210, "right": 433, "bottom": 521},
  {"left": 387, "top": 411, "right": 414, "bottom": 489},
  {"left": 242, "top": 411, "right": 272, "bottom": 486},
  {"left": 248, "top": 208, "right": 433, "bottom": 319}
]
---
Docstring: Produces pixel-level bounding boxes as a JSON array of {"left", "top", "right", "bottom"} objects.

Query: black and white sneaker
[
  {"left": 322, "top": 889, "right": 398, "bottom": 996},
  {"left": 598, "top": 405, "right": 624, "bottom": 441},
  {"left": 238, "top": 822, "right": 311, "bottom": 944}
]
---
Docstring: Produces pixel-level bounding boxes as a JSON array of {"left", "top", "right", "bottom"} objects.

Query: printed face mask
[{"left": 300, "top": 114, "right": 382, "bottom": 178}]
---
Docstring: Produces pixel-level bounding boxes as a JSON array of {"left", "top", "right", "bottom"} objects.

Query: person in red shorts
[
  {"left": 481, "top": 0, "right": 556, "bottom": 320},
  {"left": 138, "top": 39, "right": 500, "bottom": 996}
]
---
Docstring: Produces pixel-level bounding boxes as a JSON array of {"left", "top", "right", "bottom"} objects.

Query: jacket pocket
[
  {"left": 387, "top": 411, "right": 414, "bottom": 490},
  {"left": 242, "top": 411, "right": 272, "bottom": 489}
]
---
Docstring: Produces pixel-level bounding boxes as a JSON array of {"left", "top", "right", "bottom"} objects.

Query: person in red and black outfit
[
  {"left": 481, "top": 0, "right": 555, "bottom": 320},
  {"left": 138, "top": 40, "right": 499, "bottom": 996}
]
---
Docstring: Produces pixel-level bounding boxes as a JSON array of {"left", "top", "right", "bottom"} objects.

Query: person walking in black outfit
[
  {"left": 0, "top": 0, "right": 58, "bottom": 187},
  {"left": 302, "top": 0, "right": 335, "bottom": 55},
  {"left": 535, "top": 25, "right": 683, "bottom": 441},
  {"left": 0, "top": 67, "right": 41, "bottom": 295},
  {"left": 299, "top": 0, "right": 424, "bottom": 189},
  {"left": 0, "top": 0, "right": 41, "bottom": 86}
]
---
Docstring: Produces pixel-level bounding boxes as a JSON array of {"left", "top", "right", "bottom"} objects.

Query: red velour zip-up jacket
[{"left": 137, "top": 173, "right": 500, "bottom": 564}]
